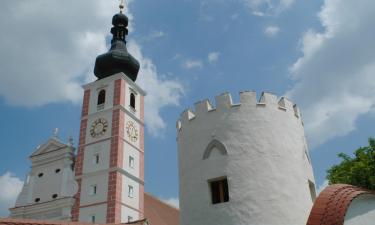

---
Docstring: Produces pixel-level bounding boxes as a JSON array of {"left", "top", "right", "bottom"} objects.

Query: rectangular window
[
  {"left": 90, "top": 185, "right": 97, "bottom": 196},
  {"left": 128, "top": 185, "right": 134, "bottom": 198},
  {"left": 129, "top": 156, "right": 135, "bottom": 168},
  {"left": 209, "top": 177, "right": 229, "bottom": 204},
  {"left": 90, "top": 215, "right": 96, "bottom": 223},
  {"left": 93, "top": 154, "right": 100, "bottom": 164},
  {"left": 128, "top": 216, "right": 133, "bottom": 222}
]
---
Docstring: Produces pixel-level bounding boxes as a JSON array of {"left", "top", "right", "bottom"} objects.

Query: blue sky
[{"left": 1, "top": 0, "right": 375, "bottom": 216}]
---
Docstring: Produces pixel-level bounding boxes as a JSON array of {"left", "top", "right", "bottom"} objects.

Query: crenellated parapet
[{"left": 177, "top": 91, "right": 302, "bottom": 131}]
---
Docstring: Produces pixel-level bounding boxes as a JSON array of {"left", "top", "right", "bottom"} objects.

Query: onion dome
[{"left": 94, "top": 9, "right": 140, "bottom": 81}]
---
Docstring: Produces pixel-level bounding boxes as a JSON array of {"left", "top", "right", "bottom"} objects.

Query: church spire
[{"left": 94, "top": 1, "right": 140, "bottom": 81}]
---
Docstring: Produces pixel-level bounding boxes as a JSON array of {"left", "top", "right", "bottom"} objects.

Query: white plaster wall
[
  {"left": 121, "top": 175, "right": 139, "bottom": 209},
  {"left": 32, "top": 161, "right": 65, "bottom": 203},
  {"left": 123, "top": 142, "right": 140, "bottom": 177},
  {"left": 80, "top": 173, "right": 108, "bottom": 206},
  {"left": 82, "top": 140, "right": 111, "bottom": 174},
  {"left": 85, "top": 110, "right": 113, "bottom": 145},
  {"left": 88, "top": 79, "right": 115, "bottom": 115},
  {"left": 344, "top": 194, "right": 375, "bottom": 225},
  {"left": 125, "top": 82, "right": 141, "bottom": 119},
  {"left": 124, "top": 114, "right": 140, "bottom": 149},
  {"left": 178, "top": 92, "right": 315, "bottom": 225},
  {"left": 61, "top": 167, "right": 78, "bottom": 197},
  {"left": 121, "top": 205, "right": 140, "bottom": 223},
  {"left": 79, "top": 204, "right": 107, "bottom": 224}
]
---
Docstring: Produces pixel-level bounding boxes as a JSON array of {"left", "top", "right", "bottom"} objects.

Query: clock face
[
  {"left": 90, "top": 118, "right": 108, "bottom": 138},
  {"left": 126, "top": 121, "right": 138, "bottom": 142}
]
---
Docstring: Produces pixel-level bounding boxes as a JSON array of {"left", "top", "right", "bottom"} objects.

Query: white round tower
[{"left": 177, "top": 91, "right": 316, "bottom": 225}]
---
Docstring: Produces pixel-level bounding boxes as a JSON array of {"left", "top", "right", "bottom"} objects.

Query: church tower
[{"left": 71, "top": 3, "right": 145, "bottom": 224}]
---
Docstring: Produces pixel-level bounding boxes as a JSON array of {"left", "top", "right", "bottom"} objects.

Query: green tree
[{"left": 327, "top": 138, "right": 375, "bottom": 190}]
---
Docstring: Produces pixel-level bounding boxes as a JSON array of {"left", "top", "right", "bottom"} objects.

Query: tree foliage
[{"left": 327, "top": 138, "right": 375, "bottom": 190}]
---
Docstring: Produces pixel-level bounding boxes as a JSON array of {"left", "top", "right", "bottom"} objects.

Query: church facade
[{"left": 10, "top": 136, "right": 76, "bottom": 221}]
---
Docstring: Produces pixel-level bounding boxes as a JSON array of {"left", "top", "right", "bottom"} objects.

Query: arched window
[
  {"left": 203, "top": 139, "right": 228, "bottom": 160},
  {"left": 98, "top": 90, "right": 105, "bottom": 109},
  {"left": 130, "top": 93, "right": 136, "bottom": 109}
]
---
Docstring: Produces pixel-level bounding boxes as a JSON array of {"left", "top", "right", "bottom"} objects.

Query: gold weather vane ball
[{"left": 119, "top": 0, "right": 125, "bottom": 13}]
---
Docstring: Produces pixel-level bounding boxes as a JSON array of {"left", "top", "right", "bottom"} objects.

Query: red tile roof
[
  {"left": 306, "top": 184, "right": 375, "bottom": 225},
  {"left": 0, "top": 218, "right": 147, "bottom": 225},
  {"left": 144, "top": 193, "right": 179, "bottom": 225},
  {"left": 0, "top": 217, "right": 147, "bottom": 225}
]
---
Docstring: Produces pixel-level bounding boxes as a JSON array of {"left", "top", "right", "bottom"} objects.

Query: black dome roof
[
  {"left": 112, "top": 13, "right": 128, "bottom": 26},
  {"left": 94, "top": 12, "right": 139, "bottom": 81}
]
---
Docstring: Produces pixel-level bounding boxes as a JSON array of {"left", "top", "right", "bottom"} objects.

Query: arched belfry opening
[
  {"left": 203, "top": 139, "right": 228, "bottom": 160},
  {"left": 130, "top": 93, "right": 136, "bottom": 109},
  {"left": 97, "top": 90, "right": 106, "bottom": 106}
]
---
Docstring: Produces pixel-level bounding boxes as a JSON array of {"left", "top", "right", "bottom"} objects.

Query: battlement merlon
[{"left": 177, "top": 91, "right": 302, "bottom": 131}]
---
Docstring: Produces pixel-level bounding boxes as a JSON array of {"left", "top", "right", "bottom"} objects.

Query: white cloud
[
  {"left": 264, "top": 25, "right": 280, "bottom": 37},
  {"left": 0, "top": 172, "right": 23, "bottom": 217},
  {"left": 129, "top": 41, "right": 184, "bottom": 136},
  {"left": 286, "top": 0, "right": 375, "bottom": 148},
  {"left": 241, "top": 0, "right": 295, "bottom": 16},
  {"left": 160, "top": 197, "right": 179, "bottom": 209},
  {"left": 316, "top": 180, "right": 329, "bottom": 195},
  {"left": 0, "top": 0, "right": 184, "bottom": 137},
  {"left": 0, "top": 0, "right": 114, "bottom": 106},
  {"left": 208, "top": 52, "right": 221, "bottom": 64},
  {"left": 183, "top": 59, "right": 204, "bottom": 69},
  {"left": 143, "top": 30, "right": 166, "bottom": 41}
]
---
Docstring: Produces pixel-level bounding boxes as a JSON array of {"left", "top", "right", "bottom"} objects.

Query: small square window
[
  {"left": 128, "top": 216, "right": 133, "bottom": 222},
  {"left": 90, "top": 185, "right": 97, "bottom": 196},
  {"left": 129, "top": 156, "right": 135, "bottom": 168},
  {"left": 128, "top": 185, "right": 134, "bottom": 198},
  {"left": 93, "top": 154, "right": 100, "bottom": 164},
  {"left": 209, "top": 177, "right": 229, "bottom": 204}
]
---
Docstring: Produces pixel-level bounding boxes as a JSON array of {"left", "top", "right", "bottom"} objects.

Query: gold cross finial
[{"left": 119, "top": 0, "right": 125, "bottom": 13}]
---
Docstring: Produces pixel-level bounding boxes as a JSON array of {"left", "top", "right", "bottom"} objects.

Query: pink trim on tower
[
  {"left": 71, "top": 179, "right": 82, "bottom": 221},
  {"left": 81, "top": 89, "right": 90, "bottom": 117},
  {"left": 74, "top": 118, "right": 88, "bottom": 177},
  {"left": 72, "top": 88, "right": 90, "bottom": 222},
  {"left": 109, "top": 109, "right": 125, "bottom": 168},
  {"left": 113, "top": 79, "right": 125, "bottom": 107},
  {"left": 106, "top": 79, "right": 126, "bottom": 223},
  {"left": 106, "top": 171, "right": 123, "bottom": 223}
]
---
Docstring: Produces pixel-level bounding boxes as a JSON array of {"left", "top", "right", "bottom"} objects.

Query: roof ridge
[{"left": 145, "top": 192, "right": 179, "bottom": 211}]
